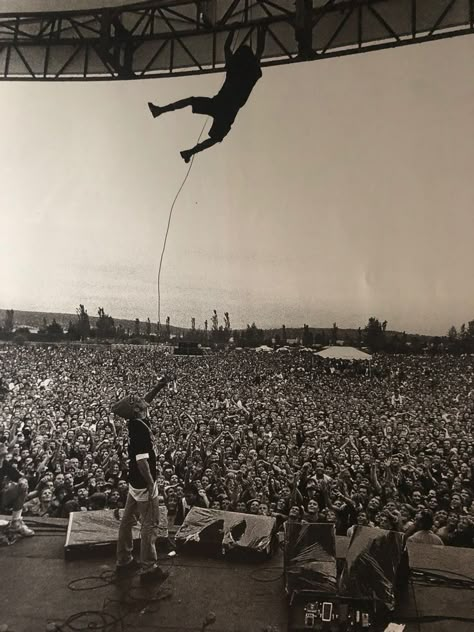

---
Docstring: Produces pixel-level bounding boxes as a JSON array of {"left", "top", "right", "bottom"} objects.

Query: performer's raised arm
[
  {"left": 144, "top": 374, "right": 173, "bottom": 403},
  {"left": 256, "top": 25, "right": 266, "bottom": 61},
  {"left": 224, "top": 29, "right": 235, "bottom": 65}
]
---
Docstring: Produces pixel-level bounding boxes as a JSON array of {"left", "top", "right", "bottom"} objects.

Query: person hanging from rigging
[{"left": 148, "top": 25, "right": 266, "bottom": 163}]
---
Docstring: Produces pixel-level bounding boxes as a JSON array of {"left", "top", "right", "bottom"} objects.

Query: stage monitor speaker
[
  {"left": 175, "top": 507, "right": 277, "bottom": 560},
  {"left": 339, "top": 526, "right": 408, "bottom": 612},
  {"left": 284, "top": 522, "right": 337, "bottom": 597}
]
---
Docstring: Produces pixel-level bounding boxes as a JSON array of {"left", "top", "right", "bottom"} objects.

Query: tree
[
  {"left": 134, "top": 318, "right": 140, "bottom": 337},
  {"left": 224, "top": 312, "right": 231, "bottom": 332},
  {"left": 4, "top": 309, "right": 14, "bottom": 333},
  {"left": 116, "top": 324, "right": 126, "bottom": 340},
  {"left": 47, "top": 319, "right": 64, "bottom": 339},
  {"left": 448, "top": 325, "right": 458, "bottom": 341},
  {"left": 331, "top": 322, "right": 338, "bottom": 345},
  {"left": 282, "top": 324, "right": 287, "bottom": 344},
  {"left": 211, "top": 310, "right": 218, "bottom": 332},
  {"left": 468, "top": 320, "right": 474, "bottom": 337},
  {"left": 96, "top": 307, "right": 116, "bottom": 339},
  {"left": 365, "top": 317, "right": 387, "bottom": 352},
  {"left": 166, "top": 316, "right": 171, "bottom": 340},
  {"left": 146, "top": 318, "right": 151, "bottom": 336},
  {"left": 76, "top": 304, "right": 90, "bottom": 341},
  {"left": 242, "top": 322, "right": 264, "bottom": 348},
  {"left": 302, "top": 324, "right": 313, "bottom": 347},
  {"left": 67, "top": 320, "right": 78, "bottom": 340},
  {"left": 191, "top": 317, "right": 196, "bottom": 331}
]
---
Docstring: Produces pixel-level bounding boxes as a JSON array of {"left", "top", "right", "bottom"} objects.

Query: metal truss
[{"left": 0, "top": 0, "right": 472, "bottom": 81}]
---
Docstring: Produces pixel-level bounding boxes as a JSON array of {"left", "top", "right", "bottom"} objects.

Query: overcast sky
[{"left": 1, "top": 36, "right": 473, "bottom": 335}]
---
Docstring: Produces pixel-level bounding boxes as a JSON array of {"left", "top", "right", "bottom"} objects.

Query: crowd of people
[{"left": 1, "top": 344, "right": 473, "bottom": 547}]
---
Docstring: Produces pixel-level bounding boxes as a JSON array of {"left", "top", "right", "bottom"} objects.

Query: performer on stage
[{"left": 112, "top": 375, "right": 173, "bottom": 582}]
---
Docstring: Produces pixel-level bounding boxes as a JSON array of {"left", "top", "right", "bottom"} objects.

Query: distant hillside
[
  {"left": 252, "top": 326, "right": 431, "bottom": 342},
  {"left": 1, "top": 308, "right": 432, "bottom": 340},
  {"left": 0, "top": 309, "right": 185, "bottom": 336}
]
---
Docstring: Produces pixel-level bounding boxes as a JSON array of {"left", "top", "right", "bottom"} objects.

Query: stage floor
[
  {"left": 1, "top": 515, "right": 286, "bottom": 632},
  {"left": 1, "top": 516, "right": 473, "bottom": 632}
]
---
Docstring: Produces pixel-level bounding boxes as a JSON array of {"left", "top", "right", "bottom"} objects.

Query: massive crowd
[{"left": 0, "top": 344, "right": 473, "bottom": 547}]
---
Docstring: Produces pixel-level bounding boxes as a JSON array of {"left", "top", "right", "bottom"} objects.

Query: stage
[{"left": 1, "top": 515, "right": 473, "bottom": 632}]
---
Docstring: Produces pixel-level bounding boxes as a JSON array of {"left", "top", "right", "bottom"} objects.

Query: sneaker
[
  {"left": 139, "top": 564, "right": 169, "bottom": 584},
  {"left": 9, "top": 519, "right": 34, "bottom": 537},
  {"left": 116, "top": 557, "right": 140, "bottom": 576},
  {"left": 148, "top": 102, "right": 162, "bottom": 118}
]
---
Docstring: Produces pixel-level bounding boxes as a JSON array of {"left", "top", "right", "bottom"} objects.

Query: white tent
[
  {"left": 255, "top": 345, "right": 272, "bottom": 352},
  {"left": 314, "top": 346, "right": 372, "bottom": 360}
]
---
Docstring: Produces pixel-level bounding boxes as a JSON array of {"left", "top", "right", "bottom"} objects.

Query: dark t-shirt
[
  {"left": 127, "top": 418, "right": 157, "bottom": 489},
  {"left": 213, "top": 47, "right": 262, "bottom": 130}
]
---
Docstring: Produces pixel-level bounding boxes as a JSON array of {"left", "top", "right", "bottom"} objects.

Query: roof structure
[
  {"left": 314, "top": 345, "right": 372, "bottom": 360},
  {"left": 0, "top": 1, "right": 144, "bottom": 12},
  {"left": 0, "top": 0, "right": 472, "bottom": 81}
]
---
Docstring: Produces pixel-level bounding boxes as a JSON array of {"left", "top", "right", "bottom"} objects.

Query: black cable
[
  {"left": 56, "top": 566, "right": 173, "bottom": 632},
  {"left": 56, "top": 518, "right": 176, "bottom": 632},
  {"left": 68, "top": 570, "right": 116, "bottom": 592},
  {"left": 411, "top": 566, "right": 474, "bottom": 583},
  {"left": 406, "top": 567, "right": 474, "bottom": 631},
  {"left": 249, "top": 567, "right": 284, "bottom": 583},
  {"left": 56, "top": 610, "right": 121, "bottom": 632},
  {"left": 410, "top": 568, "right": 474, "bottom": 591}
]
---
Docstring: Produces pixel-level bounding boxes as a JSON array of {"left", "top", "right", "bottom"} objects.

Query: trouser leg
[
  {"left": 116, "top": 492, "right": 138, "bottom": 566},
  {"left": 2, "top": 481, "right": 28, "bottom": 513},
  {"left": 137, "top": 495, "right": 160, "bottom": 568},
  {"left": 160, "top": 97, "right": 194, "bottom": 113}
]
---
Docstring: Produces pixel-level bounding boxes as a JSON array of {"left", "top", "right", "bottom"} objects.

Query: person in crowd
[
  {"left": 0, "top": 345, "right": 472, "bottom": 550},
  {"left": 175, "top": 482, "right": 210, "bottom": 526},
  {"left": 408, "top": 510, "right": 444, "bottom": 545},
  {"left": 0, "top": 440, "right": 34, "bottom": 536}
]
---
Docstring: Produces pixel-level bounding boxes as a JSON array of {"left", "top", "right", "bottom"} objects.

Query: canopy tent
[
  {"left": 314, "top": 346, "right": 372, "bottom": 361},
  {"left": 255, "top": 345, "right": 272, "bottom": 353}
]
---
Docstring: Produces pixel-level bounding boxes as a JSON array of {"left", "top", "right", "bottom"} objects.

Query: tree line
[{"left": 2, "top": 306, "right": 474, "bottom": 354}]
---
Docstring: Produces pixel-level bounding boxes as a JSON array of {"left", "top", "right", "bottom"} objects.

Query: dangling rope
[
  {"left": 155, "top": 7, "right": 254, "bottom": 338},
  {"left": 156, "top": 119, "right": 208, "bottom": 337}
]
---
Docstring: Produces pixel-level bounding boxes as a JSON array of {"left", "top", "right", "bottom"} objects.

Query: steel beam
[{"left": 0, "top": 0, "right": 472, "bottom": 80}]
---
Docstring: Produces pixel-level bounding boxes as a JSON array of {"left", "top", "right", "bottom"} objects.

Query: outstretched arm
[
  {"left": 224, "top": 30, "right": 234, "bottom": 64},
  {"left": 144, "top": 375, "right": 172, "bottom": 404}
]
